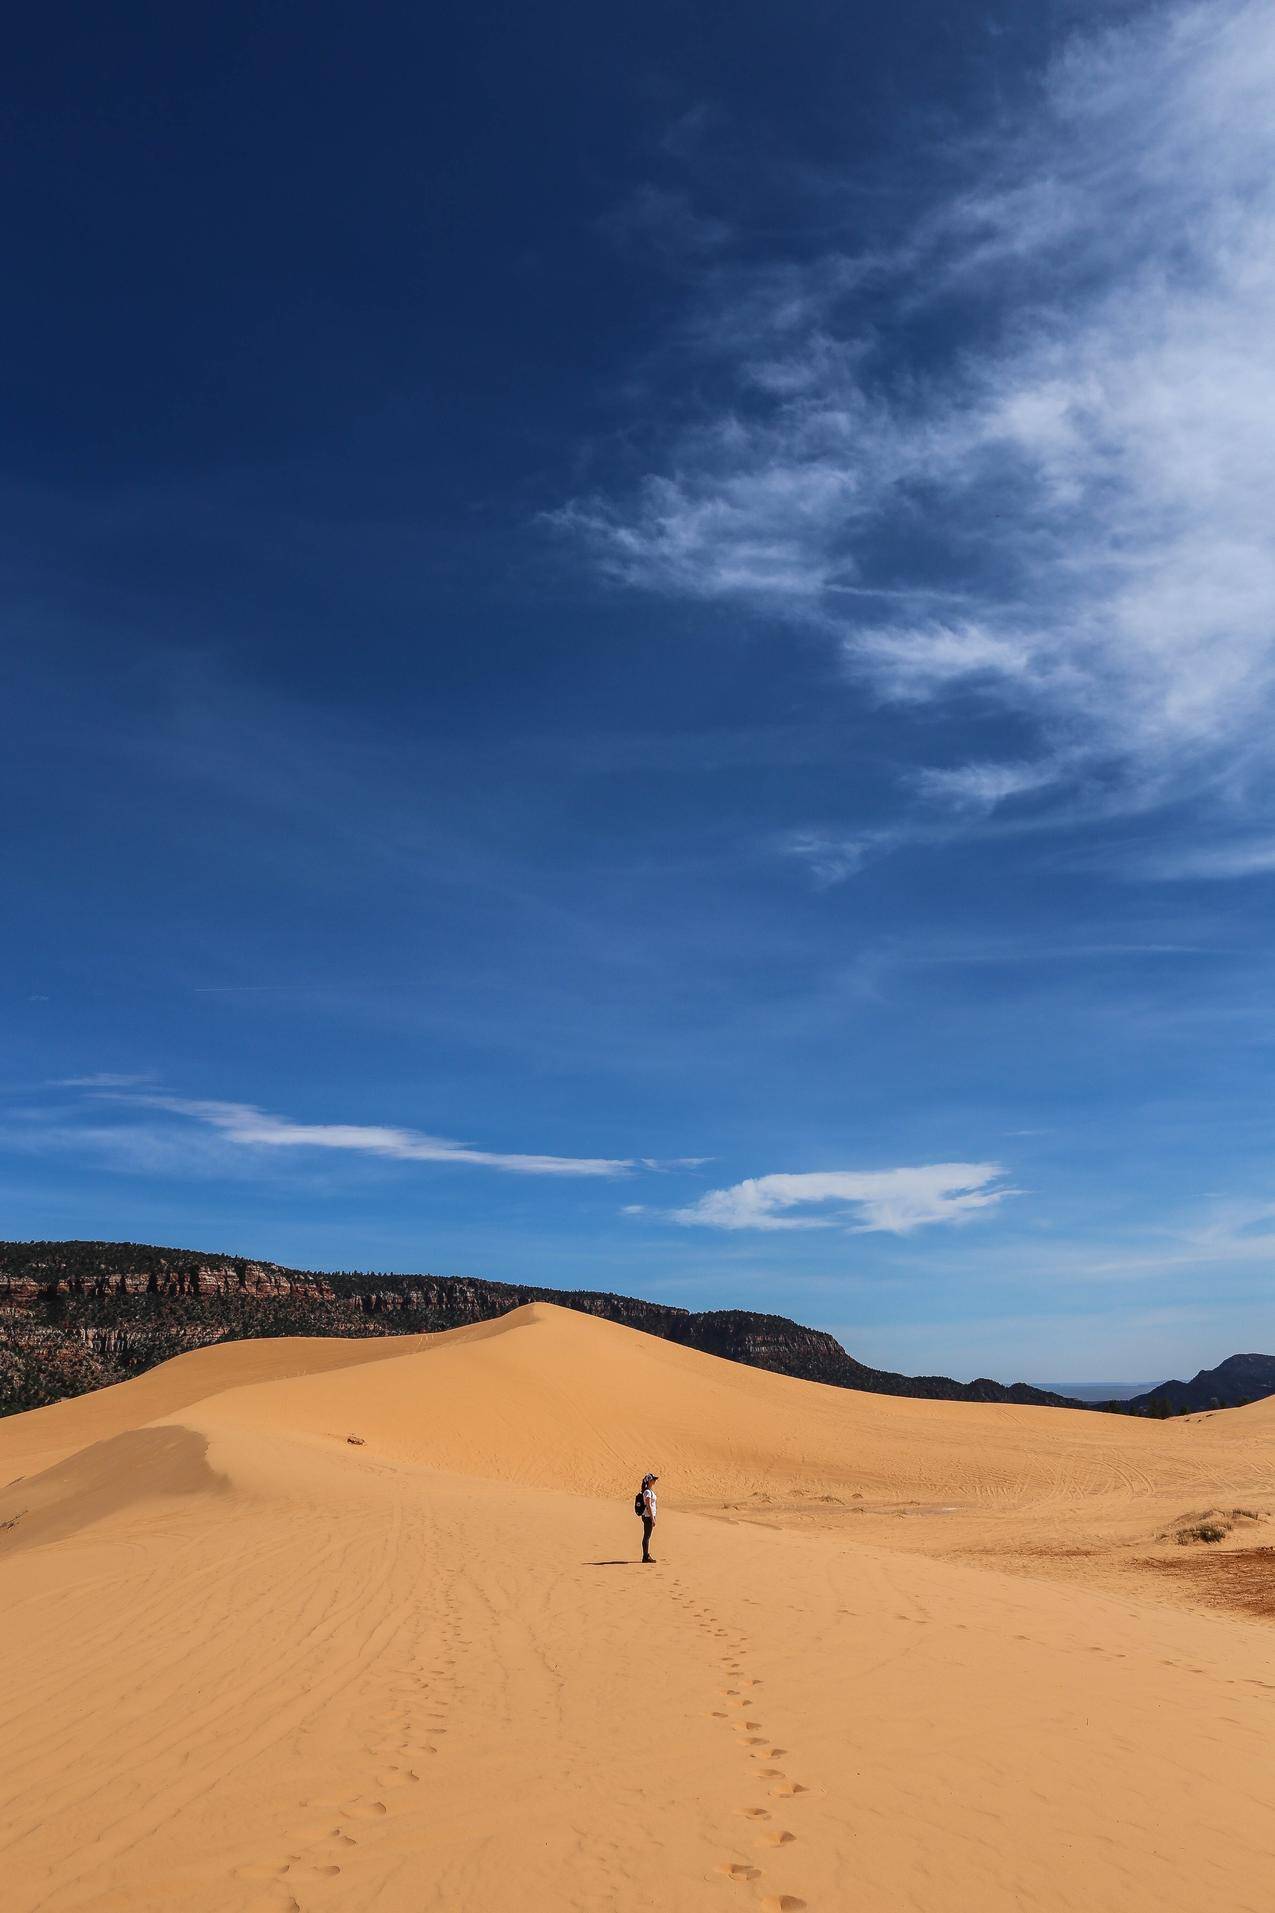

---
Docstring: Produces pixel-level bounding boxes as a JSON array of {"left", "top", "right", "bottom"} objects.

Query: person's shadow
[{"left": 585, "top": 1559, "right": 636, "bottom": 1566}]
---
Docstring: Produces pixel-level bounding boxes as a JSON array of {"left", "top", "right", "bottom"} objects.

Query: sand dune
[
  {"left": 1, "top": 1303, "right": 1272, "bottom": 1911},
  {"left": 0, "top": 1330, "right": 442, "bottom": 1482}
]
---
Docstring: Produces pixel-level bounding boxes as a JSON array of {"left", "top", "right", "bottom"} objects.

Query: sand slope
[
  {"left": 0, "top": 1330, "right": 443, "bottom": 1482},
  {"left": 1, "top": 1304, "right": 1272, "bottom": 1912}
]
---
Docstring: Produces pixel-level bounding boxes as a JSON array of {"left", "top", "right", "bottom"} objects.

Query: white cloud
[
  {"left": 912, "top": 760, "right": 1062, "bottom": 816},
  {"left": 104, "top": 1094, "right": 633, "bottom": 1178},
  {"left": 1133, "top": 837, "right": 1275, "bottom": 881},
  {"left": 1079, "top": 1196, "right": 1275, "bottom": 1277},
  {"left": 638, "top": 1155, "right": 714, "bottom": 1171},
  {"left": 672, "top": 1163, "right": 1014, "bottom": 1234},
  {"left": 780, "top": 829, "right": 881, "bottom": 888},
  {"left": 53, "top": 1072, "right": 158, "bottom": 1088},
  {"left": 558, "top": 2, "right": 1275, "bottom": 848},
  {"left": 603, "top": 184, "right": 731, "bottom": 261}
]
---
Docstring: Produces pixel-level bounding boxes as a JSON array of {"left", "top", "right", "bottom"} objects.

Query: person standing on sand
[{"left": 638, "top": 1472, "right": 658, "bottom": 1563}]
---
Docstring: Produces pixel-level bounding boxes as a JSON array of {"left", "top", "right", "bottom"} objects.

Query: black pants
[{"left": 641, "top": 1514, "right": 655, "bottom": 1560}]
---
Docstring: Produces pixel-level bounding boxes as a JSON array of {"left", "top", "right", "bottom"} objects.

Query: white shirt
[{"left": 642, "top": 1486, "right": 657, "bottom": 1518}]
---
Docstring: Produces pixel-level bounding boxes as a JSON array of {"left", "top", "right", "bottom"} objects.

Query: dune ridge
[
  {"left": 0, "top": 1237, "right": 1086, "bottom": 1416},
  {"left": 1, "top": 1303, "right": 1272, "bottom": 1911}
]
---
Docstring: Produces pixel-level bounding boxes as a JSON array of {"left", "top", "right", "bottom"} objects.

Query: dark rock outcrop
[
  {"left": 0, "top": 1238, "right": 1083, "bottom": 1417},
  {"left": 1114, "top": 1353, "right": 1275, "bottom": 1417}
]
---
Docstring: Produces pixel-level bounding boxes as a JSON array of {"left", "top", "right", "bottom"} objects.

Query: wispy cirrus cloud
[
  {"left": 779, "top": 829, "right": 886, "bottom": 889},
  {"left": 911, "top": 760, "right": 1063, "bottom": 818},
  {"left": 1079, "top": 1196, "right": 1275, "bottom": 1278},
  {"left": 1130, "top": 838, "right": 1275, "bottom": 882},
  {"left": 602, "top": 184, "right": 731, "bottom": 263},
  {"left": 99, "top": 1093, "right": 634, "bottom": 1178},
  {"left": 556, "top": 2, "right": 1275, "bottom": 854},
  {"left": 671, "top": 1163, "right": 1014, "bottom": 1234},
  {"left": 52, "top": 1072, "right": 159, "bottom": 1088},
  {"left": 639, "top": 1155, "right": 714, "bottom": 1172}
]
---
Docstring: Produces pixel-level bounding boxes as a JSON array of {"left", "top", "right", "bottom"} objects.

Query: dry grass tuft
[{"left": 1160, "top": 1507, "right": 1267, "bottom": 1546}]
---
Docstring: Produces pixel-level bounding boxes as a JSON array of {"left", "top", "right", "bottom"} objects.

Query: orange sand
[{"left": 1, "top": 1303, "right": 1272, "bottom": 1910}]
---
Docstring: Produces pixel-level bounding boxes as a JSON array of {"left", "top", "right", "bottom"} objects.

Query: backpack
[{"left": 634, "top": 1490, "right": 646, "bottom": 1516}]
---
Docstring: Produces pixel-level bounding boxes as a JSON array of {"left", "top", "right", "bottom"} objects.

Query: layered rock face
[{"left": 0, "top": 1239, "right": 1080, "bottom": 1418}]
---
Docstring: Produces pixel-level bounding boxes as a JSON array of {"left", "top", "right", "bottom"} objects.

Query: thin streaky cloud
[
  {"left": 1131, "top": 839, "right": 1275, "bottom": 881},
  {"left": 98, "top": 1093, "right": 635, "bottom": 1178},
  {"left": 53, "top": 1072, "right": 159, "bottom": 1088},
  {"left": 912, "top": 760, "right": 1063, "bottom": 817},
  {"left": 778, "top": 826, "right": 907, "bottom": 888},
  {"left": 639, "top": 1156, "right": 714, "bottom": 1171}
]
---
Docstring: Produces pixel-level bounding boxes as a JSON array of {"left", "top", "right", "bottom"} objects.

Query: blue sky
[{"left": 5, "top": 0, "right": 1275, "bottom": 1381}]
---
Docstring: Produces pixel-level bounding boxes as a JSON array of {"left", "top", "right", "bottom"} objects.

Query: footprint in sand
[
  {"left": 758, "top": 1829, "right": 796, "bottom": 1847},
  {"left": 739, "top": 1807, "right": 770, "bottom": 1821},
  {"left": 717, "top": 1861, "right": 762, "bottom": 1883},
  {"left": 770, "top": 1780, "right": 808, "bottom": 1797},
  {"left": 761, "top": 1898, "right": 808, "bottom": 1911}
]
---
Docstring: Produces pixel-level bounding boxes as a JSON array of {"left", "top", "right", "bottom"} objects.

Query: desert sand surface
[{"left": 2, "top": 1303, "right": 1273, "bottom": 1912}]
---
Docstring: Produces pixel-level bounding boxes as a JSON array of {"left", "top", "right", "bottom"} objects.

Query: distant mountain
[
  {"left": 0, "top": 1239, "right": 1081, "bottom": 1418},
  {"left": 1036, "top": 1382, "right": 1154, "bottom": 1402},
  {"left": 1115, "top": 1353, "right": 1275, "bottom": 1417}
]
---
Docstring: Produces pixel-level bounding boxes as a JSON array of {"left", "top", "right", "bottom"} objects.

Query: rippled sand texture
[{"left": 2, "top": 1303, "right": 1273, "bottom": 1911}]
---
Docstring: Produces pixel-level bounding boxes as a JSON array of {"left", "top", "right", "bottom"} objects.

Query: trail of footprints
[
  {"left": 234, "top": 1604, "right": 465, "bottom": 1911},
  {"left": 236, "top": 1576, "right": 813, "bottom": 1909},
  {"left": 667, "top": 1577, "right": 811, "bottom": 1912}
]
